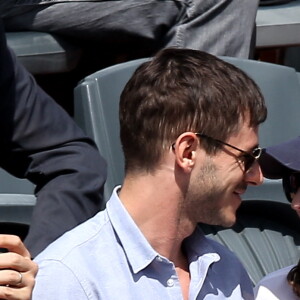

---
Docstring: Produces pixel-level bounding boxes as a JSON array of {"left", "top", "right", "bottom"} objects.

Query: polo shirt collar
[
  {"left": 107, "top": 186, "right": 158, "bottom": 274},
  {"left": 107, "top": 187, "right": 220, "bottom": 274}
]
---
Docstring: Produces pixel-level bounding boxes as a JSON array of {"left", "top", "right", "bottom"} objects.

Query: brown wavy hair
[{"left": 120, "top": 48, "right": 267, "bottom": 173}]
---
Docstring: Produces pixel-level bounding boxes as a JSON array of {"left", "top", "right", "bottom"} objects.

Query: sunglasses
[
  {"left": 283, "top": 172, "right": 300, "bottom": 203},
  {"left": 196, "top": 133, "right": 262, "bottom": 172}
]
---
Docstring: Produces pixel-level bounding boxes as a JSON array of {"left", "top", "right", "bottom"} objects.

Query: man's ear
[{"left": 172, "top": 132, "right": 198, "bottom": 173}]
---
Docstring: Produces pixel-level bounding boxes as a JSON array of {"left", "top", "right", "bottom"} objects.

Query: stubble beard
[{"left": 185, "top": 158, "right": 229, "bottom": 226}]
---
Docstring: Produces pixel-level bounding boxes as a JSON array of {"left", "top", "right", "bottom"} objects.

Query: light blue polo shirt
[{"left": 32, "top": 187, "right": 254, "bottom": 299}]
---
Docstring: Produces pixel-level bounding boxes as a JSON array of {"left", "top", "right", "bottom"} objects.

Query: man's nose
[
  {"left": 244, "top": 161, "right": 264, "bottom": 186},
  {"left": 291, "top": 189, "right": 300, "bottom": 215}
]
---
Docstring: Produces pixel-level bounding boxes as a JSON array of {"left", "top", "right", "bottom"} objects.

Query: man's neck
[
  {"left": 119, "top": 169, "right": 193, "bottom": 300},
  {"left": 119, "top": 170, "right": 195, "bottom": 264}
]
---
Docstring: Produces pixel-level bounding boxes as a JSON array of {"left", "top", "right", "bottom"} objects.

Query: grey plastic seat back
[
  {"left": 74, "top": 56, "right": 300, "bottom": 203},
  {"left": 0, "top": 193, "right": 36, "bottom": 240},
  {"left": 0, "top": 169, "right": 35, "bottom": 194},
  {"left": 200, "top": 200, "right": 300, "bottom": 285},
  {"left": 74, "top": 58, "right": 149, "bottom": 201},
  {"left": 221, "top": 57, "right": 300, "bottom": 147},
  {"left": 6, "top": 32, "right": 82, "bottom": 74},
  {"left": 0, "top": 193, "right": 36, "bottom": 225},
  {"left": 220, "top": 57, "right": 300, "bottom": 203},
  {"left": 0, "top": 169, "right": 36, "bottom": 237}
]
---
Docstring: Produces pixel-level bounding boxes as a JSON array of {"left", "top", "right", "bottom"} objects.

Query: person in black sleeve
[{"left": 0, "top": 18, "right": 107, "bottom": 258}]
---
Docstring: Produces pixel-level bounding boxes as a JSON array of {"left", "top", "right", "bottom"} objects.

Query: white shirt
[{"left": 255, "top": 265, "right": 299, "bottom": 300}]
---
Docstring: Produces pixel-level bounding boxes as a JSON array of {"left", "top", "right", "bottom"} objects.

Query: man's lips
[
  {"left": 234, "top": 190, "right": 246, "bottom": 196},
  {"left": 234, "top": 183, "right": 248, "bottom": 195}
]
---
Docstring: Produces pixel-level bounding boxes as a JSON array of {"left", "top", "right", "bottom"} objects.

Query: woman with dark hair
[
  {"left": 287, "top": 261, "right": 300, "bottom": 297},
  {"left": 255, "top": 136, "right": 300, "bottom": 299}
]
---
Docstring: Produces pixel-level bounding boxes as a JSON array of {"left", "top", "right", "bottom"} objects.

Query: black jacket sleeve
[{"left": 0, "top": 19, "right": 107, "bottom": 257}]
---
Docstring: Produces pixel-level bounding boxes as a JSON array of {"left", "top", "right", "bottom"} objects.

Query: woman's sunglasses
[{"left": 283, "top": 172, "right": 300, "bottom": 203}]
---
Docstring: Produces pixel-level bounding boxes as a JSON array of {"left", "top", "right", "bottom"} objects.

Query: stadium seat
[{"left": 6, "top": 31, "right": 82, "bottom": 74}]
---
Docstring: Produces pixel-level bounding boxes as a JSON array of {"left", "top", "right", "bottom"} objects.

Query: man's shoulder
[{"left": 34, "top": 209, "right": 111, "bottom": 263}]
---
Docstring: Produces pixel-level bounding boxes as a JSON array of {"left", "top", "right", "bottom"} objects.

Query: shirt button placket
[
  {"left": 156, "top": 256, "right": 163, "bottom": 262},
  {"left": 167, "top": 278, "right": 174, "bottom": 287}
]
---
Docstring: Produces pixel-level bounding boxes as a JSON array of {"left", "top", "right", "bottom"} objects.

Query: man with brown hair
[{"left": 32, "top": 48, "right": 267, "bottom": 299}]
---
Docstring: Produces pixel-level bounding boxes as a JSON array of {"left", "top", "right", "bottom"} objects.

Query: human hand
[{"left": 0, "top": 235, "right": 38, "bottom": 300}]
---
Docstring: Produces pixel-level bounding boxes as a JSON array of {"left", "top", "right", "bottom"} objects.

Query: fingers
[
  {"left": 0, "top": 235, "right": 38, "bottom": 300},
  {"left": 0, "top": 236, "right": 30, "bottom": 259},
  {"left": 0, "top": 252, "right": 35, "bottom": 272},
  {"left": 0, "top": 260, "right": 37, "bottom": 286},
  {"left": 0, "top": 278, "right": 35, "bottom": 300},
  {"left": 0, "top": 269, "right": 22, "bottom": 287},
  {"left": 0, "top": 258, "right": 37, "bottom": 300}
]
